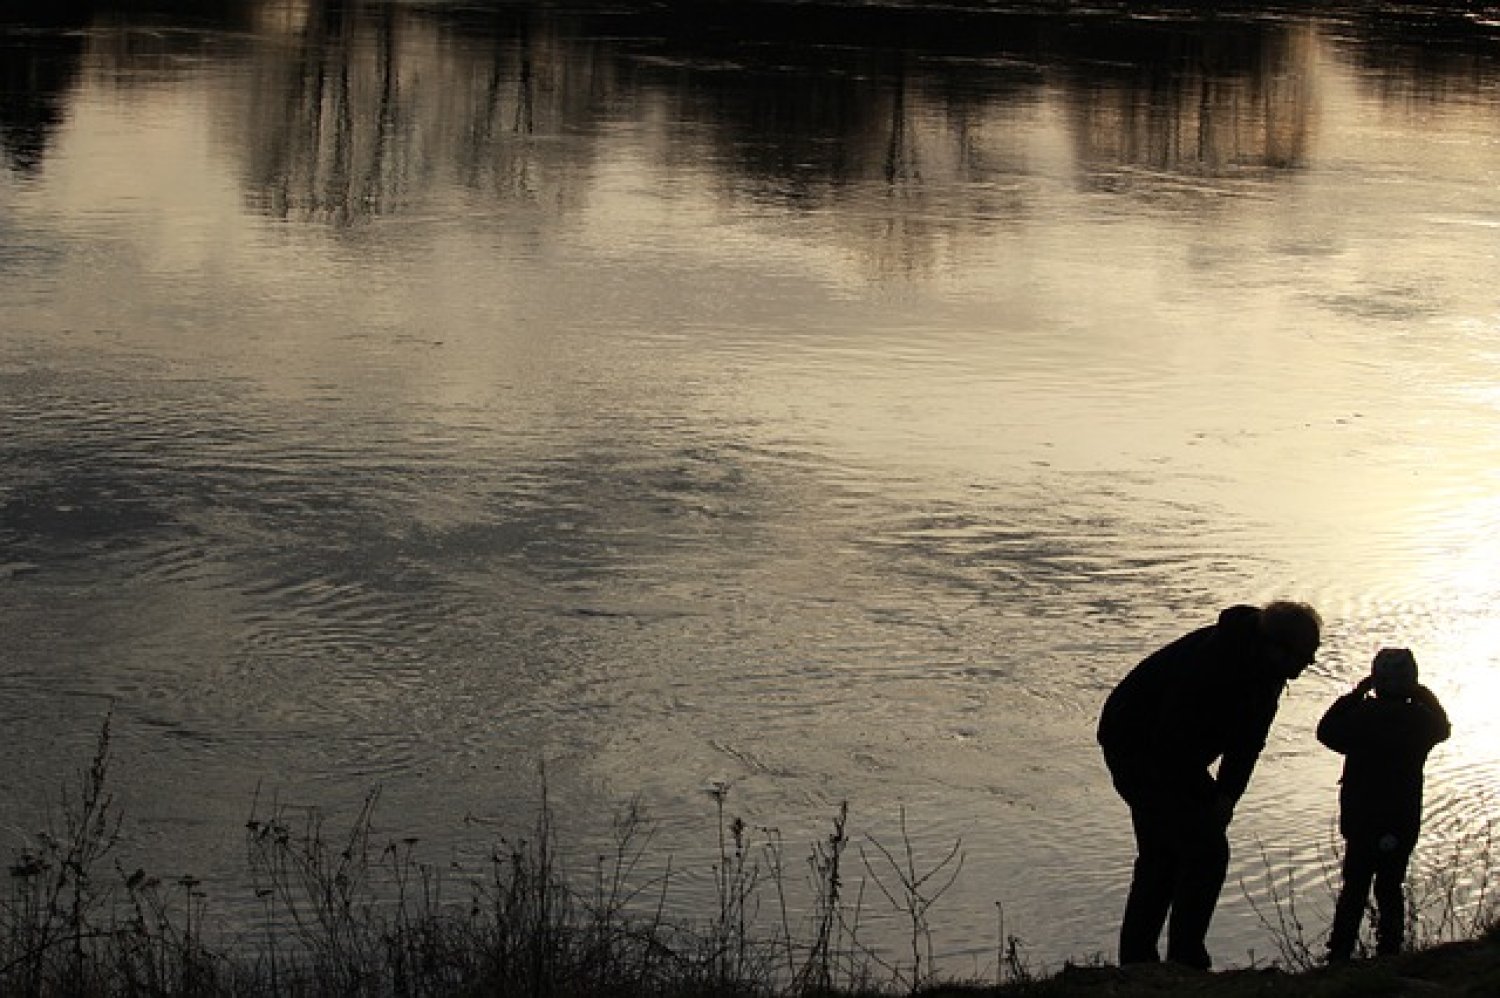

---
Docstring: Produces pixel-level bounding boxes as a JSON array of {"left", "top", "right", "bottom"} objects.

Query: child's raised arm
[{"left": 1410, "top": 684, "right": 1452, "bottom": 745}]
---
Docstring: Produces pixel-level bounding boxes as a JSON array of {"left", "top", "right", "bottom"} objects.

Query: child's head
[{"left": 1372, "top": 647, "right": 1418, "bottom": 698}]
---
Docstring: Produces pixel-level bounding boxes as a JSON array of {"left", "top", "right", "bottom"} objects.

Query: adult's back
[{"left": 1098, "top": 604, "right": 1286, "bottom": 805}]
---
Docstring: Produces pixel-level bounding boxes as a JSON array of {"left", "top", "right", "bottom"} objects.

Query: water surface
[{"left": 4, "top": 0, "right": 1500, "bottom": 971}]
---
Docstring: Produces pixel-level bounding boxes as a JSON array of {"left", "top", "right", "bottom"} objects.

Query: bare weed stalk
[
  {"left": 859, "top": 807, "right": 963, "bottom": 993},
  {"left": 995, "top": 899, "right": 1032, "bottom": 988},
  {"left": 1, "top": 710, "right": 126, "bottom": 993},
  {"left": 1241, "top": 842, "right": 1327, "bottom": 971},
  {"left": 1407, "top": 813, "right": 1500, "bottom": 950},
  {"left": 1244, "top": 807, "right": 1500, "bottom": 968},
  {"left": 3, "top": 726, "right": 986, "bottom": 997},
  {"left": 793, "top": 800, "right": 878, "bottom": 996}
]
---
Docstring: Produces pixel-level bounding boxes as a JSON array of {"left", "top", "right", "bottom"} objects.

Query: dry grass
[
  {"left": 7, "top": 714, "right": 1500, "bottom": 998},
  {"left": 0, "top": 715, "right": 967, "bottom": 996}
]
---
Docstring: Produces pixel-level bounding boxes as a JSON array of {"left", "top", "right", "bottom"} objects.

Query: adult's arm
[{"left": 1215, "top": 685, "right": 1281, "bottom": 803}]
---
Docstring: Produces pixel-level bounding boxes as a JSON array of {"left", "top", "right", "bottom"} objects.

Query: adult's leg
[
  {"left": 1328, "top": 838, "right": 1378, "bottom": 961},
  {"left": 1119, "top": 801, "right": 1176, "bottom": 964},
  {"left": 1372, "top": 838, "right": 1414, "bottom": 956},
  {"left": 1163, "top": 802, "right": 1228, "bottom": 970}
]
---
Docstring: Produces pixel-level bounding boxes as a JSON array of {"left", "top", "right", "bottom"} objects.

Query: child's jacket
[{"left": 1317, "top": 688, "right": 1450, "bottom": 840}]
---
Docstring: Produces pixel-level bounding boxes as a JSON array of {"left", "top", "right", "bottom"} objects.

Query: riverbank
[
  {"left": 5, "top": 719, "right": 1499, "bottom": 996},
  {"left": 931, "top": 930, "right": 1500, "bottom": 997}
]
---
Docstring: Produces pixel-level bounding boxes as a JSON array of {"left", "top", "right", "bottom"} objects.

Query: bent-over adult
[{"left": 1097, "top": 601, "right": 1322, "bottom": 970}]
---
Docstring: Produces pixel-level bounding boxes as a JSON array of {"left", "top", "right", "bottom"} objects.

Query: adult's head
[
  {"left": 1259, "top": 601, "right": 1322, "bottom": 680},
  {"left": 1372, "top": 646, "right": 1419, "bottom": 698}
]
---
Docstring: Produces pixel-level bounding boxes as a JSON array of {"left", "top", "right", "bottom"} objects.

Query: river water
[{"left": 3, "top": 0, "right": 1500, "bottom": 974}]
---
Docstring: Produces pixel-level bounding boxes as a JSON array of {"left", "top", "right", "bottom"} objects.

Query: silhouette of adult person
[
  {"left": 1097, "top": 601, "right": 1322, "bottom": 970},
  {"left": 1317, "top": 647, "right": 1450, "bottom": 961}
]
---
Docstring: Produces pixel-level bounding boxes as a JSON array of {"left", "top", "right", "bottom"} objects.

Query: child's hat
[{"left": 1372, "top": 647, "right": 1418, "bottom": 688}]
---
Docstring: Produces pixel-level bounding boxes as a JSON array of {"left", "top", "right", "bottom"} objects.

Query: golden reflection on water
[{"left": 5, "top": 0, "right": 1500, "bottom": 969}]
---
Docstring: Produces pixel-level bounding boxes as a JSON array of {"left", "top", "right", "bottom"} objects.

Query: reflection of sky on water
[{"left": 3, "top": 0, "right": 1500, "bottom": 970}]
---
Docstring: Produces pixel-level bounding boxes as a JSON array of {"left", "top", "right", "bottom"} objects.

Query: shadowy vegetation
[
  {"left": 1241, "top": 816, "right": 1500, "bottom": 974},
  {"left": 5, "top": 715, "right": 1500, "bottom": 997},
  {"left": 0, "top": 715, "right": 970, "bottom": 996}
]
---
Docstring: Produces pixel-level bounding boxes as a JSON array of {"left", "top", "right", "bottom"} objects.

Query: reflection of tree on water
[
  {"left": 1062, "top": 18, "right": 1319, "bottom": 191},
  {"left": 0, "top": 5, "right": 91, "bottom": 174},
  {"left": 14, "top": 0, "right": 1500, "bottom": 234},
  {"left": 240, "top": 1, "right": 614, "bottom": 225},
  {"left": 53, "top": 0, "right": 1327, "bottom": 232},
  {"left": 1341, "top": 2, "right": 1500, "bottom": 107},
  {"left": 237, "top": 2, "right": 1323, "bottom": 221},
  {"left": 247, "top": 1, "right": 404, "bottom": 222}
]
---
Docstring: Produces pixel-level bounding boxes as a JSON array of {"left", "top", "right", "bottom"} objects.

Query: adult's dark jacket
[
  {"left": 1097, "top": 605, "right": 1284, "bottom": 807},
  {"left": 1317, "top": 688, "right": 1450, "bottom": 840}
]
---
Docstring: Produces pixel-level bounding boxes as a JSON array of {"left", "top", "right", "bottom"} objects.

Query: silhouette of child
[{"left": 1316, "top": 647, "right": 1450, "bottom": 961}]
